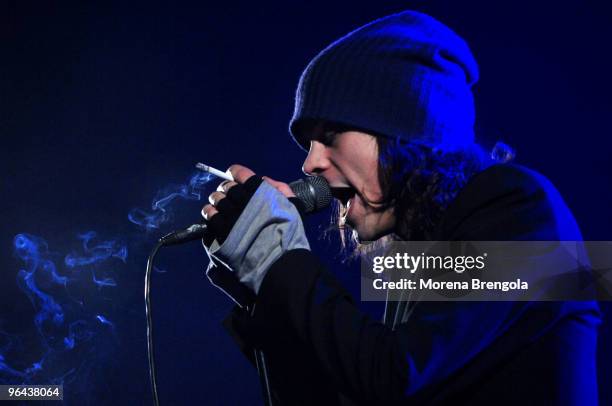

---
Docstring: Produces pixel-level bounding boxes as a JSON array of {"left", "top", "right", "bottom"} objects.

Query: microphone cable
[
  {"left": 145, "top": 240, "right": 163, "bottom": 406},
  {"left": 145, "top": 239, "right": 275, "bottom": 406}
]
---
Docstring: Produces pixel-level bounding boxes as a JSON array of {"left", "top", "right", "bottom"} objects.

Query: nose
[{"left": 302, "top": 140, "right": 330, "bottom": 176}]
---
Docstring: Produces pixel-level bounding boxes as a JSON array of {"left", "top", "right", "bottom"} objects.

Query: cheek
[
  {"left": 362, "top": 169, "right": 384, "bottom": 202},
  {"left": 358, "top": 152, "right": 382, "bottom": 196}
]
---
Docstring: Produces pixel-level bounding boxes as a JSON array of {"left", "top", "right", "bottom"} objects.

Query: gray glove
[{"left": 206, "top": 180, "right": 310, "bottom": 294}]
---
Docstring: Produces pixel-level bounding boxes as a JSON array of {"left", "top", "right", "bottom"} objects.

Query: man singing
[{"left": 201, "top": 10, "right": 600, "bottom": 405}]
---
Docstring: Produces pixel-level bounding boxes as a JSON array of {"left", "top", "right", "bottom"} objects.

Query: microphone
[{"left": 159, "top": 176, "right": 332, "bottom": 246}]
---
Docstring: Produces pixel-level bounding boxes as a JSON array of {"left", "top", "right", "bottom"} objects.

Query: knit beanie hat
[{"left": 289, "top": 10, "right": 479, "bottom": 152}]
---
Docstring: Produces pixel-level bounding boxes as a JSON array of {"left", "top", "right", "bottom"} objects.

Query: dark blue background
[{"left": 1, "top": 1, "right": 611, "bottom": 404}]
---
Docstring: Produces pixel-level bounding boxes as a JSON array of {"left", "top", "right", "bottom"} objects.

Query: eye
[{"left": 319, "top": 130, "right": 337, "bottom": 146}]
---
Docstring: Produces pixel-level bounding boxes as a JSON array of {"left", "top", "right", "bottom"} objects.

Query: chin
[
  {"left": 354, "top": 227, "right": 386, "bottom": 243},
  {"left": 348, "top": 210, "right": 396, "bottom": 243},
  {"left": 352, "top": 220, "right": 396, "bottom": 243}
]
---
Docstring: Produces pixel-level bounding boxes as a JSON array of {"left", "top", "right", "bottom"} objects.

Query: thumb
[{"left": 262, "top": 176, "right": 296, "bottom": 198}]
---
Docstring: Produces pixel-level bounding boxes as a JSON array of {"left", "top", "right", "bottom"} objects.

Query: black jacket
[{"left": 224, "top": 163, "right": 601, "bottom": 405}]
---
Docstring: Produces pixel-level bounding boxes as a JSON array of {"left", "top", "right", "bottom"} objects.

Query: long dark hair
[{"left": 333, "top": 134, "right": 513, "bottom": 253}]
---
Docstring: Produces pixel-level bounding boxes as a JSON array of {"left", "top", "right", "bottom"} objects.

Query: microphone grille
[{"left": 289, "top": 176, "right": 332, "bottom": 213}]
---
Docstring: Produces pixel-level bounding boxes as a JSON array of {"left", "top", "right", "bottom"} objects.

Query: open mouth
[{"left": 331, "top": 186, "right": 356, "bottom": 206}]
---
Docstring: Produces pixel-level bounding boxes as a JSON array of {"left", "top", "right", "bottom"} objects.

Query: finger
[
  {"left": 216, "top": 180, "right": 238, "bottom": 193},
  {"left": 201, "top": 204, "right": 218, "bottom": 221},
  {"left": 227, "top": 164, "right": 256, "bottom": 184},
  {"left": 208, "top": 191, "right": 226, "bottom": 206},
  {"left": 262, "top": 176, "right": 296, "bottom": 198}
]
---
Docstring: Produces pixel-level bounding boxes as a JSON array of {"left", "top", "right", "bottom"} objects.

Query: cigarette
[{"left": 195, "top": 163, "right": 234, "bottom": 182}]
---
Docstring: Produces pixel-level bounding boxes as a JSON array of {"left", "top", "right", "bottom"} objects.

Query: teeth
[{"left": 341, "top": 197, "right": 351, "bottom": 223}]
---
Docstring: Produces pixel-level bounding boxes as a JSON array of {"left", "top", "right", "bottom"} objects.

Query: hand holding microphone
[
  {"left": 192, "top": 163, "right": 331, "bottom": 295},
  {"left": 201, "top": 164, "right": 332, "bottom": 245},
  {"left": 201, "top": 165, "right": 293, "bottom": 242},
  {"left": 159, "top": 164, "right": 331, "bottom": 246}
]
